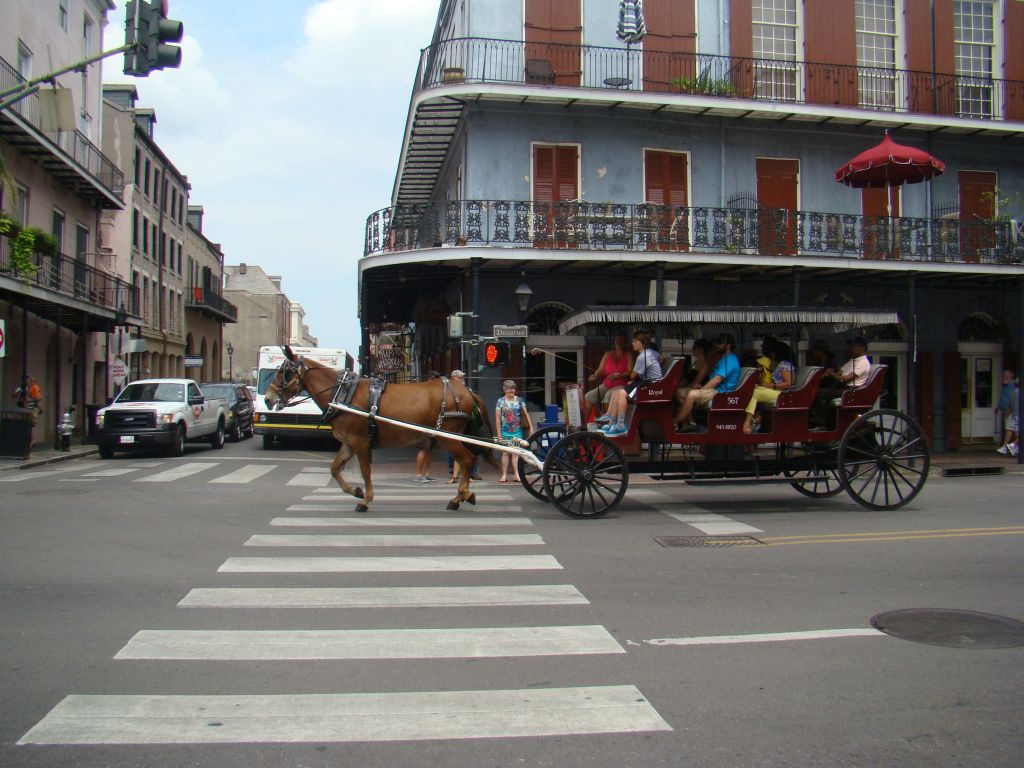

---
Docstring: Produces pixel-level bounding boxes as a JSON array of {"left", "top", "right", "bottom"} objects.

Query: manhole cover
[
  {"left": 654, "top": 536, "right": 764, "bottom": 548},
  {"left": 871, "top": 609, "right": 1024, "bottom": 649}
]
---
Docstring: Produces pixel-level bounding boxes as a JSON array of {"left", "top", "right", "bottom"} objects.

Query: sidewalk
[{"left": 1, "top": 437, "right": 1020, "bottom": 476}]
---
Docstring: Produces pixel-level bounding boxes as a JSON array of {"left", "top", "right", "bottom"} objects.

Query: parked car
[{"left": 201, "top": 382, "right": 255, "bottom": 442}]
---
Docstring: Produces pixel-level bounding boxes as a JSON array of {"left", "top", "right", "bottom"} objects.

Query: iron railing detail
[
  {"left": 364, "top": 200, "right": 1023, "bottom": 265},
  {"left": 418, "top": 38, "right": 1024, "bottom": 123},
  {"left": 0, "top": 55, "right": 125, "bottom": 199},
  {"left": 185, "top": 286, "right": 238, "bottom": 322},
  {"left": 0, "top": 238, "right": 139, "bottom": 316}
]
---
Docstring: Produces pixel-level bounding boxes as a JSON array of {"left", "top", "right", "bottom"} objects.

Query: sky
[{"left": 101, "top": 0, "right": 441, "bottom": 358}]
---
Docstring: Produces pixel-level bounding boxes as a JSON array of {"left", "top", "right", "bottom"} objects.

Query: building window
[
  {"left": 132, "top": 209, "right": 140, "bottom": 248},
  {"left": 134, "top": 148, "right": 141, "bottom": 187},
  {"left": 59, "top": 0, "right": 69, "bottom": 32},
  {"left": 144, "top": 158, "right": 151, "bottom": 197},
  {"left": 141, "top": 215, "right": 149, "bottom": 254},
  {"left": 14, "top": 183, "right": 29, "bottom": 228},
  {"left": 16, "top": 42, "right": 32, "bottom": 117},
  {"left": 954, "top": 1, "right": 995, "bottom": 118},
  {"left": 752, "top": 0, "right": 798, "bottom": 102},
  {"left": 52, "top": 209, "right": 65, "bottom": 255},
  {"left": 856, "top": 0, "right": 897, "bottom": 110}
]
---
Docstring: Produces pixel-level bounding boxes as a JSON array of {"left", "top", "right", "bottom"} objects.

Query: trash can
[
  {"left": 0, "top": 408, "right": 34, "bottom": 459},
  {"left": 539, "top": 403, "right": 564, "bottom": 432}
]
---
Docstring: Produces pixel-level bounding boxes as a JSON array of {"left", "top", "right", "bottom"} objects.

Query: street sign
[
  {"left": 493, "top": 324, "right": 529, "bottom": 338},
  {"left": 184, "top": 355, "right": 204, "bottom": 368},
  {"left": 0, "top": 319, "right": 5, "bottom": 358},
  {"left": 109, "top": 357, "right": 128, "bottom": 379}
]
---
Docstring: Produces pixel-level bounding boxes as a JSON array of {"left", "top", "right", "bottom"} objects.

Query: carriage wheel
[
  {"left": 838, "top": 409, "right": 930, "bottom": 510},
  {"left": 781, "top": 442, "right": 843, "bottom": 498},
  {"left": 542, "top": 431, "right": 628, "bottom": 519},
  {"left": 518, "top": 425, "right": 568, "bottom": 502}
]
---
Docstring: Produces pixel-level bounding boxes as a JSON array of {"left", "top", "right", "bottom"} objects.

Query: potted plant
[
  {"left": 672, "top": 66, "right": 735, "bottom": 97},
  {"left": 442, "top": 67, "right": 465, "bottom": 84}
]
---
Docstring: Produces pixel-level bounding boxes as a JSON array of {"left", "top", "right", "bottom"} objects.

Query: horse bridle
[{"left": 269, "top": 357, "right": 308, "bottom": 410}]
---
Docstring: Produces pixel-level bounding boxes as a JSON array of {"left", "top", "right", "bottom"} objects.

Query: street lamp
[
  {"left": 226, "top": 341, "right": 234, "bottom": 381},
  {"left": 513, "top": 272, "right": 532, "bottom": 397}
]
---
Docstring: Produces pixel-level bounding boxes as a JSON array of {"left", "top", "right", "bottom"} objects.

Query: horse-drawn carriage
[{"left": 264, "top": 305, "right": 929, "bottom": 518}]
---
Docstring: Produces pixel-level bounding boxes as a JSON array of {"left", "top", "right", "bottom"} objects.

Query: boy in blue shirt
[{"left": 674, "top": 332, "right": 739, "bottom": 432}]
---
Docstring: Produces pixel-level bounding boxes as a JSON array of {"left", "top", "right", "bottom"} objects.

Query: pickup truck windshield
[{"left": 117, "top": 383, "right": 186, "bottom": 403}]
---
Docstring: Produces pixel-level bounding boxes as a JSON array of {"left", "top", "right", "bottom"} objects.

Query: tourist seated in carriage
[
  {"left": 586, "top": 332, "right": 634, "bottom": 424},
  {"left": 673, "top": 333, "right": 741, "bottom": 432},
  {"left": 742, "top": 339, "right": 796, "bottom": 434},
  {"left": 601, "top": 330, "right": 662, "bottom": 436},
  {"left": 810, "top": 336, "right": 872, "bottom": 427},
  {"left": 680, "top": 338, "right": 717, "bottom": 388}
]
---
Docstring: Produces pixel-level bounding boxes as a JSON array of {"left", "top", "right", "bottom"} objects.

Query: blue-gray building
[{"left": 360, "top": 0, "right": 1024, "bottom": 451}]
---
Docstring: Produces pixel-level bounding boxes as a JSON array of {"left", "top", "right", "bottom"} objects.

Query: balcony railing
[
  {"left": 418, "top": 38, "right": 1024, "bottom": 123},
  {"left": 364, "top": 200, "right": 1024, "bottom": 265},
  {"left": 0, "top": 55, "right": 125, "bottom": 198},
  {"left": 185, "top": 286, "right": 238, "bottom": 322},
  {"left": 0, "top": 238, "right": 139, "bottom": 316}
]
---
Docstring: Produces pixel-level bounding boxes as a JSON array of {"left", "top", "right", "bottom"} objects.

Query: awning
[{"left": 557, "top": 305, "right": 901, "bottom": 335}]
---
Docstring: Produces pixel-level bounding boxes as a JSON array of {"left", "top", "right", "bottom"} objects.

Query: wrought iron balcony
[
  {"left": 0, "top": 238, "right": 138, "bottom": 318},
  {"left": 418, "top": 38, "right": 1024, "bottom": 124},
  {"left": 0, "top": 55, "right": 125, "bottom": 205},
  {"left": 364, "top": 200, "right": 1024, "bottom": 265},
  {"left": 185, "top": 286, "right": 238, "bottom": 322}
]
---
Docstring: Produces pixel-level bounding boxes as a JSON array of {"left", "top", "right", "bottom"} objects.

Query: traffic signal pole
[{"left": 0, "top": 45, "right": 132, "bottom": 112}]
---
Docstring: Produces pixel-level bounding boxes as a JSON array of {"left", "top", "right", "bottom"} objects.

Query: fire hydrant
[{"left": 57, "top": 406, "right": 75, "bottom": 451}]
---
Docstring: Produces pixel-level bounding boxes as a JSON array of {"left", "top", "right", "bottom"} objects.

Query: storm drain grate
[{"left": 654, "top": 536, "right": 765, "bottom": 548}]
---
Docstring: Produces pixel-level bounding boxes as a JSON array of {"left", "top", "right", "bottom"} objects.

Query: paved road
[{"left": 1, "top": 437, "right": 1021, "bottom": 767}]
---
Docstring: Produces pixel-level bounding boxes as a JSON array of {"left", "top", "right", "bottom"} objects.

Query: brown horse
[{"left": 264, "top": 347, "right": 496, "bottom": 512}]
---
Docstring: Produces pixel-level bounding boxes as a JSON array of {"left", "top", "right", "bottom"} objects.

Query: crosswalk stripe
[
  {"left": 114, "top": 625, "right": 624, "bottom": 660},
  {"left": 18, "top": 686, "right": 671, "bottom": 744},
  {"left": 0, "top": 465, "right": 95, "bottom": 482},
  {"left": 82, "top": 467, "right": 139, "bottom": 477},
  {"left": 210, "top": 464, "right": 277, "bottom": 484},
  {"left": 286, "top": 502, "right": 519, "bottom": 512},
  {"left": 136, "top": 463, "right": 219, "bottom": 483},
  {"left": 286, "top": 473, "right": 332, "bottom": 487},
  {"left": 271, "top": 516, "right": 534, "bottom": 527},
  {"left": 178, "top": 584, "right": 589, "bottom": 608},
  {"left": 300, "top": 466, "right": 332, "bottom": 473},
  {"left": 243, "top": 533, "right": 545, "bottom": 547},
  {"left": 307, "top": 491, "right": 515, "bottom": 500},
  {"left": 219, "top": 555, "right": 562, "bottom": 573},
  {"left": 664, "top": 510, "right": 763, "bottom": 535}
]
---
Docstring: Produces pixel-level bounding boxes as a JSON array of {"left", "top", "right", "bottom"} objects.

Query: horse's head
[{"left": 264, "top": 345, "right": 306, "bottom": 410}]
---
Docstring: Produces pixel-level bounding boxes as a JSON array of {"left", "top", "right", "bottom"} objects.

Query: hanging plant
[
  {"left": 25, "top": 226, "right": 57, "bottom": 257},
  {"left": 10, "top": 227, "right": 40, "bottom": 277}
]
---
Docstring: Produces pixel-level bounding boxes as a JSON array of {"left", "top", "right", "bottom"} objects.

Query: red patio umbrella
[{"left": 835, "top": 130, "right": 945, "bottom": 215}]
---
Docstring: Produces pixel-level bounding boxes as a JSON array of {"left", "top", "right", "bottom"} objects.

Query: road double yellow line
[{"left": 761, "top": 526, "right": 1024, "bottom": 547}]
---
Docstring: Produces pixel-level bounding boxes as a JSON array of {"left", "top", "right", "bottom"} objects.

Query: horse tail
[{"left": 465, "top": 391, "right": 501, "bottom": 470}]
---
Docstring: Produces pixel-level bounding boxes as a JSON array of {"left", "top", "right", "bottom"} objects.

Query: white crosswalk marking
[
  {"left": 210, "top": 464, "right": 277, "bottom": 484},
  {"left": 114, "top": 625, "right": 625, "bottom": 660},
  {"left": 243, "top": 533, "right": 544, "bottom": 547},
  {"left": 286, "top": 502, "right": 523, "bottom": 512},
  {"left": 83, "top": 468, "right": 139, "bottom": 477},
  {"left": 664, "top": 509, "right": 763, "bottom": 534},
  {"left": 219, "top": 555, "right": 563, "bottom": 573},
  {"left": 0, "top": 465, "right": 94, "bottom": 482},
  {"left": 286, "top": 472, "right": 332, "bottom": 487},
  {"left": 178, "top": 584, "right": 589, "bottom": 608},
  {"left": 136, "top": 463, "right": 219, "bottom": 483},
  {"left": 271, "top": 516, "right": 534, "bottom": 527},
  {"left": 19, "top": 686, "right": 671, "bottom": 744}
]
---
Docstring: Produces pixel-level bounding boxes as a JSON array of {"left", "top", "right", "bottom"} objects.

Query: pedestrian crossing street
[{"left": 17, "top": 464, "right": 677, "bottom": 747}]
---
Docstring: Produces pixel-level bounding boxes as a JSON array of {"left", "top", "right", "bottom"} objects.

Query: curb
[{"left": 1, "top": 447, "right": 99, "bottom": 472}]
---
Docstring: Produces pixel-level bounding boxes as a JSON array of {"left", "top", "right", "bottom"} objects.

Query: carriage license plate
[{"left": 119, "top": 435, "right": 135, "bottom": 444}]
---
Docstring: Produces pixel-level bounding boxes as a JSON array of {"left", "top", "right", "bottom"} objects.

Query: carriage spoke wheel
[
  {"left": 838, "top": 409, "right": 930, "bottom": 510},
  {"left": 519, "top": 425, "right": 568, "bottom": 502},
  {"left": 542, "top": 431, "right": 628, "bottom": 519},
  {"left": 781, "top": 442, "right": 843, "bottom": 498}
]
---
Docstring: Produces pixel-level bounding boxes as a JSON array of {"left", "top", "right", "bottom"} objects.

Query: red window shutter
[
  {"left": 905, "top": 0, "right": 956, "bottom": 115},
  {"left": 861, "top": 187, "right": 900, "bottom": 218},
  {"left": 525, "top": 0, "right": 581, "bottom": 84},
  {"left": 1007, "top": 2, "right": 1024, "bottom": 119},
  {"left": 730, "top": 0, "right": 753, "bottom": 97},
  {"left": 534, "top": 146, "right": 555, "bottom": 202},
  {"left": 756, "top": 158, "right": 799, "bottom": 255},
  {"left": 645, "top": 150, "right": 688, "bottom": 207},
  {"left": 804, "top": 0, "right": 857, "bottom": 106},
  {"left": 643, "top": 0, "right": 696, "bottom": 92},
  {"left": 958, "top": 171, "right": 996, "bottom": 221},
  {"left": 555, "top": 145, "right": 578, "bottom": 201}
]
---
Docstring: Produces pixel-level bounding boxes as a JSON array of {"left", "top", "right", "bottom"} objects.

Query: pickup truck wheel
[
  {"left": 211, "top": 420, "right": 226, "bottom": 449},
  {"left": 170, "top": 425, "right": 186, "bottom": 457},
  {"left": 262, "top": 434, "right": 275, "bottom": 449},
  {"left": 229, "top": 419, "right": 242, "bottom": 443},
  {"left": 98, "top": 445, "right": 114, "bottom": 459}
]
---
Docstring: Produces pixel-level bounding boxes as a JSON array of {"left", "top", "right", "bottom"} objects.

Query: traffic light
[
  {"left": 124, "top": 0, "right": 184, "bottom": 77},
  {"left": 483, "top": 342, "right": 510, "bottom": 366}
]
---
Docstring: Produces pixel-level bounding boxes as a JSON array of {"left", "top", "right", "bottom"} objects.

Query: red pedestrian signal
[{"left": 484, "top": 342, "right": 509, "bottom": 366}]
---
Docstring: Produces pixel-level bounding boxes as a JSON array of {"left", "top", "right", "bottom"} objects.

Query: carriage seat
[
  {"left": 634, "top": 359, "right": 685, "bottom": 405},
  {"left": 707, "top": 367, "right": 758, "bottom": 411},
  {"left": 834, "top": 364, "right": 887, "bottom": 409},
  {"left": 762, "top": 366, "right": 824, "bottom": 411}
]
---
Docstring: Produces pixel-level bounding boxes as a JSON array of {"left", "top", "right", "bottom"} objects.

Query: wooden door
[
  {"left": 756, "top": 158, "right": 798, "bottom": 255},
  {"left": 533, "top": 144, "right": 579, "bottom": 247},
  {"left": 959, "top": 170, "right": 996, "bottom": 262},
  {"left": 644, "top": 150, "right": 689, "bottom": 251},
  {"left": 525, "top": 0, "right": 582, "bottom": 86},
  {"left": 642, "top": 0, "right": 696, "bottom": 93},
  {"left": 861, "top": 186, "right": 900, "bottom": 259}
]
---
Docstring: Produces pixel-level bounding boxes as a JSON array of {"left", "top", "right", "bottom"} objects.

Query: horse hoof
[
  {"left": 353, "top": 487, "right": 364, "bottom": 499},
  {"left": 466, "top": 493, "right": 476, "bottom": 506},
  {"left": 446, "top": 501, "right": 459, "bottom": 511},
  {"left": 355, "top": 503, "right": 369, "bottom": 513}
]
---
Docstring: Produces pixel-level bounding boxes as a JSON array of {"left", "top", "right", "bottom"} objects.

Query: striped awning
[{"left": 557, "top": 306, "right": 901, "bottom": 335}]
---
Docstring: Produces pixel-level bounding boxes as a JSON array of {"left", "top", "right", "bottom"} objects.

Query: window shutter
[
  {"left": 534, "top": 146, "right": 555, "bottom": 202},
  {"left": 905, "top": 0, "right": 955, "bottom": 115},
  {"left": 804, "top": 0, "right": 857, "bottom": 106},
  {"left": 1007, "top": 2, "right": 1024, "bottom": 119},
  {"left": 555, "top": 145, "right": 578, "bottom": 201},
  {"left": 643, "top": 0, "right": 696, "bottom": 91},
  {"left": 730, "top": 0, "right": 753, "bottom": 96}
]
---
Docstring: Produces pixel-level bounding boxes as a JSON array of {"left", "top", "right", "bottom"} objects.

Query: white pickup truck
[{"left": 95, "top": 379, "right": 229, "bottom": 458}]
